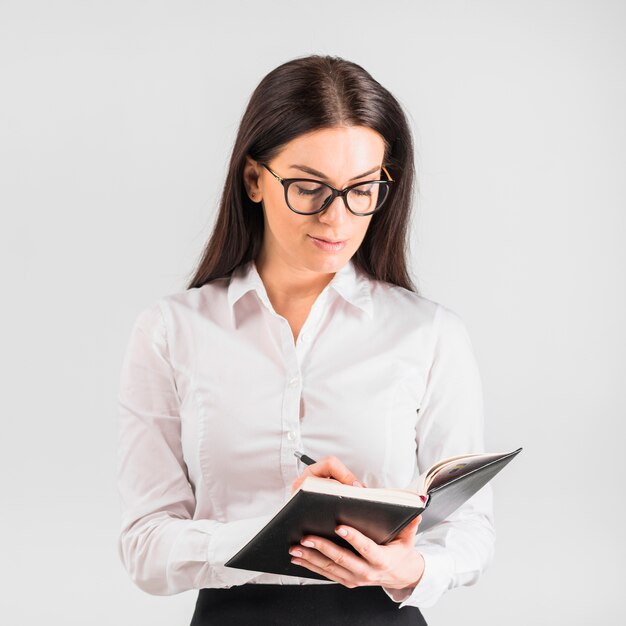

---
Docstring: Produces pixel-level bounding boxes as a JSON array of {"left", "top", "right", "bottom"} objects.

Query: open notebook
[{"left": 225, "top": 447, "right": 522, "bottom": 579}]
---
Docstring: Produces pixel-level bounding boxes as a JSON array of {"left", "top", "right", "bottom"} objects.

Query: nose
[{"left": 318, "top": 193, "right": 349, "bottom": 226}]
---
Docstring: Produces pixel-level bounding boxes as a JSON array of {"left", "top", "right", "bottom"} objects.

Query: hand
[
  {"left": 289, "top": 515, "right": 425, "bottom": 590},
  {"left": 291, "top": 455, "right": 367, "bottom": 494},
  {"left": 289, "top": 455, "right": 425, "bottom": 590}
]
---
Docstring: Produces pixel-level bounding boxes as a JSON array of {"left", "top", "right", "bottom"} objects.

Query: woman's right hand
[{"left": 291, "top": 456, "right": 366, "bottom": 494}]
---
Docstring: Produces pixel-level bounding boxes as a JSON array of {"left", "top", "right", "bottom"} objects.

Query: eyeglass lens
[{"left": 287, "top": 181, "right": 390, "bottom": 215}]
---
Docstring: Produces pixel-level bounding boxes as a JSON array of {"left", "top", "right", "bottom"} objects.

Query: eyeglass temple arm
[{"left": 382, "top": 165, "right": 393, "bottom": 182}]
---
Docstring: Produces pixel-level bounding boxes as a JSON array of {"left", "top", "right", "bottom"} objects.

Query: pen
[
  {"left": 294, "top": 450, "right": 317, "bottom": 466},
  {"left": 294, "top": 450, "right": 368, "bottom": 489}
]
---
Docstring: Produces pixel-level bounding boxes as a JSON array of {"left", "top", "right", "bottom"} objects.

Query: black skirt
[{"left": 190, "top": 583, "right": 427, "bottom": 625}]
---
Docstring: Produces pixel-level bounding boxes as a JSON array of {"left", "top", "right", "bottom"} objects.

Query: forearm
[{"left": 119, "top": 512, "right": 272, "bottom": 595}]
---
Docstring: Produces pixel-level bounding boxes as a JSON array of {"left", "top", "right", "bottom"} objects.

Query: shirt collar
[{"left": 227, "top": 258, "right": 374, "bottom": 324}]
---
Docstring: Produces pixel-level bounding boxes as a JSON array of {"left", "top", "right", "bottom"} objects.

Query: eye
[
  {"left": 351, "top": 184, "right": 374, "bottom": 197},
  {"left": 295, "top": 183, "right": 325, "bottom": 196}
]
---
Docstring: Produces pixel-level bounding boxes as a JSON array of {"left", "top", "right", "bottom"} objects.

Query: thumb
[{"left": 395, "top": 515, "right": 421, "bottom": 544}]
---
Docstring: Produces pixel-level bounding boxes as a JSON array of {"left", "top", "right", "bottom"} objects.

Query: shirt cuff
[
  {"left": 382, "top": 547, "right": 454, "bottom": 609},
  {"left": 207, "top": 514, "right": 274, "bottom": 587}
]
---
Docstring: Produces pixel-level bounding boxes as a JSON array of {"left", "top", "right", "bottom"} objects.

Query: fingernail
[
  {"left": 301, "top": 540, "right": 315, "bottom": 548},
  {"left": 336, "top": 527, "right": 348, "bottom": 537},
  {"left": 289, "top": 549, "right": 303, "bottom": 557},
  {"left": 352, "top": 480, "right": 365, "bottom": 488}
]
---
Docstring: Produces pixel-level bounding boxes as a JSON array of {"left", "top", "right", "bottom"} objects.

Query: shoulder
[
  {"left": 132, "top": 277, "right": 232, "bottom": 334},
  {"left": 364, "top": 274, "right": 472, "bottom": 342},
  {"left": 160, "top": 277, "right": 230, "bottom": 313},
  {"left": 364, "top": 274, "right": 442, "bottom": 325}
]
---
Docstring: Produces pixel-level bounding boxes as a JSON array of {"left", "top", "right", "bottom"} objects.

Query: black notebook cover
[
  {"left": 418, "top": 447, "right": 522, "bottom": 532},
  {"left": 225, "top": 491, "right": 424, "bottom": 580},
  {"left": 225, "top": 447, "right": 522, "bottom": 580}
]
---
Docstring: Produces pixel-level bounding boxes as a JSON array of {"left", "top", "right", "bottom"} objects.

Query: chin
[{"left": 304, "top": 252, "right": 352, "bottom": 274}]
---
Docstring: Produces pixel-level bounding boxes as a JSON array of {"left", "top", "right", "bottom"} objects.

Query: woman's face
[{"left": 245, "top": 126, "right": 386, "bottom": 276}]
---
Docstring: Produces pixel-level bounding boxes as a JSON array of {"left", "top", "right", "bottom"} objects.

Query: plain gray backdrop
[{"left": 1, "top": 1, "right": 624, "bottom": 624}]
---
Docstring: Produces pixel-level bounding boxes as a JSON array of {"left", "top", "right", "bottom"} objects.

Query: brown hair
[{"left": 186, "top": 54, "right": 417, "bottom": 292}]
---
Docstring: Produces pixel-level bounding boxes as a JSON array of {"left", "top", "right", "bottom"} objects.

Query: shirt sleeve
[
  {"left": 117, "top": 302, "right": 272, "bottom": 595},
  {"left": 382, "top": 304, "right": 496, "bottom": 608}
]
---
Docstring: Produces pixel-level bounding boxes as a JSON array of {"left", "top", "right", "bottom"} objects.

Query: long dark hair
[{"left": 186, "top": 54, "right": 417, "bottom": 292}]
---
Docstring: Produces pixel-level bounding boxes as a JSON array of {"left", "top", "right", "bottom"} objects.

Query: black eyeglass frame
[{"left": 259, "top": 162, "right": 394, "bottom": 216}]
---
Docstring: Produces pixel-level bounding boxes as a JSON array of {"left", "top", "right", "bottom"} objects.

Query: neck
[{"left": 255, "top": 251, "right": 336, "bottom": 311}]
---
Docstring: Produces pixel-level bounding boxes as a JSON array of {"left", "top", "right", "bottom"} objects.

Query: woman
[{"left": 117, "top": 54, "right": 495, "bottom": 625}]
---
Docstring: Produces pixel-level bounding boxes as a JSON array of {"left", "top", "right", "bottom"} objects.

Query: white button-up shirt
[{"left": 117, "top": 258, "right": 495, "bottom": 609}]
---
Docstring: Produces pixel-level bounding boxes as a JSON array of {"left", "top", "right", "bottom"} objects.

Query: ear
[{"left": 243, "top": 155, "right": 262, "bottom": 203}]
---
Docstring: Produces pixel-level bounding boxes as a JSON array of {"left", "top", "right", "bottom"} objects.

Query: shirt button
[
  {"left": 288, "top": 376, "right": 299, "bottom": 387},
  {"left": 301, "top": 332, "right": 311, "bottom": 344},
  {"left": 287, "top": 431, "right": 297, "bottom": 441}
]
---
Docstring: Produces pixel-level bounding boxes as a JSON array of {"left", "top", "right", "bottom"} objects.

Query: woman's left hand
[{"left": 288, "top": 515, "right": 425, "bottom": 590}]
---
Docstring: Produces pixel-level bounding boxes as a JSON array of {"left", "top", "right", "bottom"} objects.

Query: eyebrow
[{"left": 288, "top": 164, "right": 381, "bottom": 181}]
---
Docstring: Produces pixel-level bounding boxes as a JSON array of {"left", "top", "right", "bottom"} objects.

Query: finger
[
  {"left": 331, "top": 526, "right": 386, "bottom": 568},
  {"left": 303, "top": 456, "right": 366, "bottom": 487},
  {"left": 291, "top": 475, "right": 306, "bottom": 493},
  {"left": 289, "top": 554, "right": 356, "bottom": 587},
  {"left": 290, "top": 540, "right": 360, "bottom": 584},
  {"left": 290, "top": 465, "right": 323, "bottom": 493},
  {"left": 296, "top": 535, "right": 370, "bottom": 578}
]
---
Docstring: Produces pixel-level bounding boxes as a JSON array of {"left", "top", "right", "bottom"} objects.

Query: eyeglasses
[{"left": 260, "top": 162, "right": 394, "bottom": 216}]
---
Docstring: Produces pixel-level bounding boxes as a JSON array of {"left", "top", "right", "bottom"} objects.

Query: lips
[
  {"left": 309, "top": 236, "right": 347, "bottom": 244},
  {"left": 308, "top": 236, "right": 348, "bottom": 252}
]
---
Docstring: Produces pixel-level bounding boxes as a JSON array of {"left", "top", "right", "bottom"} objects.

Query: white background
[{"left": 1, "top": 1, "right": 624, "bottom": 624}]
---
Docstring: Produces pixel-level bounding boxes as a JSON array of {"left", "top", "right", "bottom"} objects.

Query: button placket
[
  {"left": 295, "top": 290, "right": 330, "bottom": 362},
  {"left": 279, "top": 289, "right": 331, "bottom": 491},
  {"left": 279, "top": 320, "right": 303, "bottom": 489}
]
